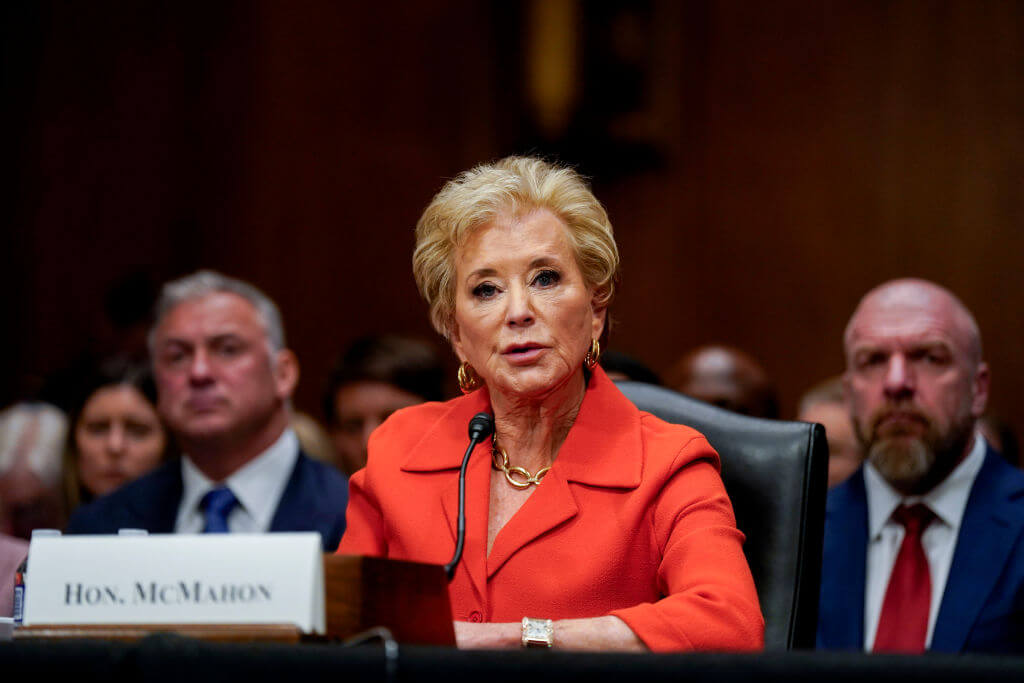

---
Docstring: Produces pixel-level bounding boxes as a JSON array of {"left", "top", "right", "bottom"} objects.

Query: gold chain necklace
[{"left": 491, "top": 436, "right": 550, "bottom": 490}]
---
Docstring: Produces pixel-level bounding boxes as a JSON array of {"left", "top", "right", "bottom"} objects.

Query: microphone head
[{"left": 468, "top": 412, "right": 494, "bottom": 441}]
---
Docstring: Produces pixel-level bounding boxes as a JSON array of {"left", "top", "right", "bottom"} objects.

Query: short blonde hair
[{"left": 413, "top": 156, "right": 620, "bottom": 338}]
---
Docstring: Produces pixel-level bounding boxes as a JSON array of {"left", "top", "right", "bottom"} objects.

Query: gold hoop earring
[
  {"left": 583, "top": 339, "right": 601, "bottom": 370},
  {"left": 457, "top": 361, "right": 483, "bottom": 394}
]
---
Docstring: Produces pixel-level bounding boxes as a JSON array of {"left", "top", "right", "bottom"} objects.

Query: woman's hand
[
  {"left": 454, "top": 616, "right": 645, "bottom": 651},
  {"left": 454, "top": 621, "right": 520, "bottom": 649}
]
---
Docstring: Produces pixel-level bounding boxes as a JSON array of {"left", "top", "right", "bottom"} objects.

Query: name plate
[{"left": 22, "top": 533, "right": 325, "bottom": 633}]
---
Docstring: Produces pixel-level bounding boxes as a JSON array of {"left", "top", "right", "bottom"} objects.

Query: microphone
[
  {"left": 444, "top": 412, "right": 494, "bottom": 580},
  {"left": 468, "top": 412, "right": 494, "bottom": 443}
]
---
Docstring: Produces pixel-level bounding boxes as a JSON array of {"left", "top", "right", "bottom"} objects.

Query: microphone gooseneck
[{"left": 444, "top": 412, "right": 494, "bottom": 580}]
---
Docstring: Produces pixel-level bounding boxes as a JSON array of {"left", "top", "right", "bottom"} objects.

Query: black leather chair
[{"left": 616, "top": 381, "right": 828, "bottom": 650}]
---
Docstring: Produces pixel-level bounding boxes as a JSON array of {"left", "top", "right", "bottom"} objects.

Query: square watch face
[{"left": 523, "top": 618, "right": 552, "bottom": 641}]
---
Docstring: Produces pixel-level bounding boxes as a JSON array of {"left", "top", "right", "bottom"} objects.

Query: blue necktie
[{"left": 201, "top": 486, "right": 238, "bottom": 533}]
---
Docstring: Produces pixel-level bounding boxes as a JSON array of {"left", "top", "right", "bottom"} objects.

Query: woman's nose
[
  {"left": 105, "top": 423, "right": 125, "bottom": 455},
  {"left": 505, "top": 284, "right": 535, "bottom": 327}
]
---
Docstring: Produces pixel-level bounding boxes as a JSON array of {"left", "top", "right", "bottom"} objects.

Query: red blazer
[{"left": 339, "top": 368, "right": 764, "bottom": 651}]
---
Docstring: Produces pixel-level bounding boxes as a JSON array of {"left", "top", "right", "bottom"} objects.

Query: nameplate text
[{"left": 23, "top": 534, "right": 324, "bottom": 633}]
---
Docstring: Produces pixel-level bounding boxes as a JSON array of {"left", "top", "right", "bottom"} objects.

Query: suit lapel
[
  {"left": 485, "top": 469, "right": 579, "bottom": 578},
  {"left": 818, "top": 469, "right": 868, "bottom": 650},
  {"left": 124, "top": 460, "right": 182, "bottom": 532},
  {"left": 404, "top": 389, "right": 492, "bottom": 598},
  {"left": 931, "top": 449, "right": 1024, "bottom": 652},
  {"left": 486, "top": 369, "right": 641, "bottom": 577},
  {"left": 441, "top": 443, "right": 492, "bottom": 601},
  {"left": 402, "top": 370, "right": 643, "bottom": 590},
  {"left": 269, "top": 453, "right": 311, "bottom": 532}
]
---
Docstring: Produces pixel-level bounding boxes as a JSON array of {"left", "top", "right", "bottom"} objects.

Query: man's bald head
[
  {"left": 843, "top": 278, "right": 989, "bottom": 495},
  {"left": 668, "top": 345, "right": 779, "bottom": 418},
  {"left": 844, "top": 278, "right": 983, "bottom": 368}
]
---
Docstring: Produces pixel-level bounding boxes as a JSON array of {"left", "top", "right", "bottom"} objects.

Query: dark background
[{"left": 4, "top": 1, "right": 1022, "bottom": 438}]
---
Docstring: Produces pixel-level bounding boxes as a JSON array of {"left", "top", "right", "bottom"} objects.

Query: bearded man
[{"left": 816, "top": 278, "right": 1024, "bottom": 654}]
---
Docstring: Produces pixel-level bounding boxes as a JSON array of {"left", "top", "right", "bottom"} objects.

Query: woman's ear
[
  {"left": 590, "top": 294, "right": 608, "bottom": 342},
  {"left": 448, "top": 321, "right": 466, "bottom": 364}
]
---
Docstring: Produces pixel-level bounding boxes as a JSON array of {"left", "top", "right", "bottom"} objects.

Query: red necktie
[{"left": 873, "top": 503, "right": 936, "bottom": 653}]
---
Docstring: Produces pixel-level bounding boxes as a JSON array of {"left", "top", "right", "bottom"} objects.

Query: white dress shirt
[
  {"left": 862, "top": 433, "right": 987, "bottom": 651},
  {"left": 175, "top": 428, "right": 300, "bottom": 534}
]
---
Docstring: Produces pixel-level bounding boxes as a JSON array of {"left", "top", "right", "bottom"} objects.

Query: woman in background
[
  {"left": 323, "top": 335, "right": 444, "bottom": 475},
  {"left": 62, "top": 360, "right": 171, "bottom": 516}
]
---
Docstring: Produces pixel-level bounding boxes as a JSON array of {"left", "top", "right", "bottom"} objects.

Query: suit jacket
[
  {"left": 66, "top": 450, "right": 348, "bottom": 551},
  {"left": 339, "top": 367, "right": 764, "bottom": 652},
  {"left": 817, "top": 446, "right": 1024, "bottom": 653}
]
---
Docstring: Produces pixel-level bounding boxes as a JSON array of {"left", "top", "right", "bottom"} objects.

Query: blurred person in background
[
  {"left": 600, "top": 350, "right": 661, "bottom": 385},
  {"left": 977, "top": 414, "right": 1020, "bottom": 469},
  {"left": 0, "top": 402, "right": 66, "bottom": 538},
  {"left": 289, "top": 411, "right": 336, "bottom": 465},
  {"left": 797, "top": 376, "right": 863, "bottom": 488},
  {"left": 62, "top": 359, "right": 172, "bottom": 517},
  {"left": 0, "top": 533, "right": 27, "bottom": 616},
  {"left": 37, "top": 271, "right": 158, "bottom": 414},
  {"left": 67, "top": 271, "right": 348, "bottom": 550},
  {"left": 667, "top": 345, "right": 779, "bottom": 419},
  {"left": 0, "top": 402, "right": 60, "bottom": 614},
  {"left": 323, "top": 334, "right": 444, "bottom": 475}
]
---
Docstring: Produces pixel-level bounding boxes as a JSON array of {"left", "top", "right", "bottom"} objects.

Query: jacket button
[{"left": 468, "top": 611, "right": 483, "bottom": 622}]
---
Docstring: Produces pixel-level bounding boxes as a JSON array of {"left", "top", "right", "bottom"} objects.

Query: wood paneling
[{"left": 8, "top": 1, "right": 1024, "bottom": 445}]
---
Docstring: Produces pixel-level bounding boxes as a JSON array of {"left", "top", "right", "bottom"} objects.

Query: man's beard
[{"left": 858, "top": 405, "right": 974, "bottom": 494}]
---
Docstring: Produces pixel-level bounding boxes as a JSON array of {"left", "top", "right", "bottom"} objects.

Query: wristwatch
[{"left": 521, "top": 617, "right": 554, "bottom": 648}]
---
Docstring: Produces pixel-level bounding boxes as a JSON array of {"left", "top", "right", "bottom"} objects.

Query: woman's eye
[
  {"left": 533, "top": 270, "right": 560, "bottom": 287},
  {"left": 125, "top": 421, "right": 153, "bottom": 438},
  {"left": 472, "top": 283, "right": 498, "bottom": 299},
  {"left": 83, "top": 421, "right": 110, "bottom": 435}
]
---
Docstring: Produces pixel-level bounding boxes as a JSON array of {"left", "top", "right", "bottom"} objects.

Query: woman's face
[
  {"left": 451, "top": 209, "right": 605, "bottom": 400},
  {"left": 75, "top": 384, "right": 167, "bottom": 497},
  {"left": 331, "top": 380, "right": 425, "bottom": 475}
]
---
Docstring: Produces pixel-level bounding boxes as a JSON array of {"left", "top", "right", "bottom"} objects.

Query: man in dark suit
[
  {"left": 817, "top": 278, "right": 1024, "bottom": 653},
  {"left": 67, "top": 271, "right": 348, "bottom": 550}
]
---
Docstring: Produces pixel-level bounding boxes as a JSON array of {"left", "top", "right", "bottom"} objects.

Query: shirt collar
[
  {"left": 180, "top": 428, "right": 300, "bottom": 531},
  {"left": 865, "top": 432, "right": 987, "bottom": 538},
  {"left": 400, "top": 366, "right": 644, "bottom": 489}
]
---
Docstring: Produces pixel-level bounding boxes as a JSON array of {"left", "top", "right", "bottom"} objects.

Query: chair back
[{"left": 617, "top": 381, "right": 828, "bottom": 650}]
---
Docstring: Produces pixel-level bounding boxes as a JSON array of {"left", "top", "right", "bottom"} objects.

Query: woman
[
  {"left": 323, "top": 334, "right": 445, "bottom": 475},
  {"left": 340, "top": 157, "right": 763, "bottom": 651},
  {"left": 62, "top": 360, "right": 171, "bottom": 516}
]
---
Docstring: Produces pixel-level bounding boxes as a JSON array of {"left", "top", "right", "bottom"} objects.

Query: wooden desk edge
[{"left": 13, "top": 623, "right": 303, "bottom": 643}]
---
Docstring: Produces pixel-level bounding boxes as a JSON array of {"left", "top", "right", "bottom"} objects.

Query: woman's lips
[{"left": 502, "top": 344, "right": 546, "bottom": 365}]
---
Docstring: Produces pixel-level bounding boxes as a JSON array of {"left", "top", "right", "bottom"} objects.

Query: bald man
[
  {"left": 667, "top": 345, "right": 779, "bottom": 418},
  {"left": 817, "top": 278, "right": 1024, "bottom": 654}
]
